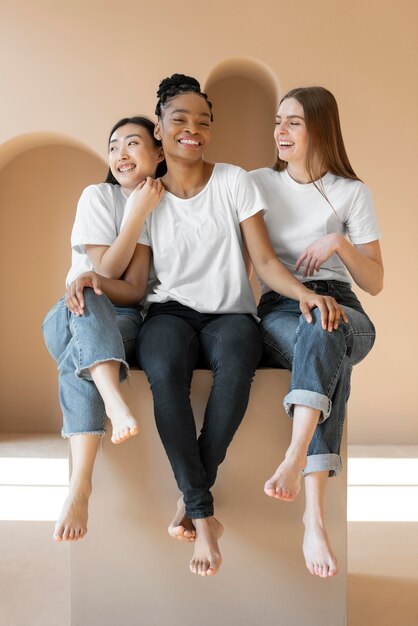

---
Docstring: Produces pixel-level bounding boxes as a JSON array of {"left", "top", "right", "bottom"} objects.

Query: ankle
[{"left": 69, "top": 476, "right": 92, "bottom": 495}]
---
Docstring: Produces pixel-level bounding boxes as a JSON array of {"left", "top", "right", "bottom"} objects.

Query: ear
[
  {"left": 154, "top": 120, "right": 162, "bottom": 141},
  {"left": 156, "top": 146, "right": 165, "bottom": 163}
]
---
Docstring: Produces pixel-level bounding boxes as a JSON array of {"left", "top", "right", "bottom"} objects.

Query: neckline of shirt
[
  {"left": 164, "top": 163, "right": 218, "bottom": 202},
  {"left": 282, "top": 168, "right": 334, "bottom": 191}
]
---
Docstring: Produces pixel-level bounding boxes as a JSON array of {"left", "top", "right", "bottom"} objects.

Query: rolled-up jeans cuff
[
  {"left": 62, "top": 429, "right": 106, "bottom": 439},
  {"left": 185, "top": 507, "right": 215, "bottom": 520},
  {"left": 284, "top": 389, "right": 331, "bottom": 424},
  {"left": 303, "top": 453, "right": 342, "bottom": 477},
  {"left": 75, "top": 358, "right": 129, "bottom": 382}
]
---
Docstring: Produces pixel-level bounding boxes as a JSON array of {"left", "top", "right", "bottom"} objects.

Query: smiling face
[
  {"left": 274, "top": 97, "right": 310, "bottom": 172},
  {"left": 154, "top": 92, "right": 212, "bottom": 163},
  {"left": 108, "top": 123, "right": 163, "bottom": 191}
]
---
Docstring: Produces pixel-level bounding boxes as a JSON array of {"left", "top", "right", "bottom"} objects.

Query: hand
[
  {"left": 299, "top": 292, "right": 349, "bottom": 332},
  {"left": 295, "top": 234, "right": 341, "bottom": 277},
  {"left": 65, "top": 272, "right": 103, "bottom": 316},
  {"left": 126, "top": 177, "right": 165, "bottom": 220}
]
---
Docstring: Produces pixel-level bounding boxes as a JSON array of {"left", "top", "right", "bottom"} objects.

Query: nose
[{"left": 117, "top": 146, "right": 128, "bottom": 160}]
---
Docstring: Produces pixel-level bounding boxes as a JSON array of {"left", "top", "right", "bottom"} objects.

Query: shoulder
[
  {"left": 213, "top": 162, "right": 246, "bottom": 181},
  {"left": 327, "top": 175, "right": 373, "bottom": 205},
  {"left": 249, "top": 167, "right": 282, "bottom": 188},
  {"left": 78, "top": 182, "right": 125, "bottom": 209}
]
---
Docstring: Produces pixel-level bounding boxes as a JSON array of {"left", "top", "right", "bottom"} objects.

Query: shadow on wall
[
  {"left": 204, "top": 57, "right": 279, "bottom": 170},
  {"left": 0, "top": 136, "right": 106, "bottom": 433}
]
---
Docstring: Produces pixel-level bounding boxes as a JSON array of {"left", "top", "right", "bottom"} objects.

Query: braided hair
[{"left": 155, "top": 73, "right": 213, "bottom": 121}]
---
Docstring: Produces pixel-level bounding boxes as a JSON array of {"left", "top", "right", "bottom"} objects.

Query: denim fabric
[
  {"left": 42, "top": 288, "right": 142, "bottom": 437},
  {"left": 137, "top": 301, "right": 262, "bottom": 519},
  {"left": 258, "top": 281, "right": 376, "bottom": 476}
]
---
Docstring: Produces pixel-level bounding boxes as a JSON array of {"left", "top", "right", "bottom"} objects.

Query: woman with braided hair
[{"left": 118, "top": 74, "right": 346, "bottom": 577}]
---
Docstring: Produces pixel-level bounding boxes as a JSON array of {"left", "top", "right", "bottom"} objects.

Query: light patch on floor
[{"left": 0, "top": 456, "right": 69, "bottom": 521}]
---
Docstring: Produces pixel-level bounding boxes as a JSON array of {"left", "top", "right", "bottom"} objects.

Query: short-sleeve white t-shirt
[
  {"left": 66, "top": 183, "right": 129, "bottom": 285},
  {"left": 250, "top": 168, "right": 381, "bottom": 295},
  {"left": 126, "top": 163, "right": 264, "bottom": 314}
]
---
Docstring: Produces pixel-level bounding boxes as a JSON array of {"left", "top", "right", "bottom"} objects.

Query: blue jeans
[
  {"left": 137, "top": 301, "right": 262, "bottom": 519},
  {"left": 258, "top": 281, "right": 376, "bottom": 476},
  {"left": 42, "top": 289, "right": 142, "bottom": 437}
]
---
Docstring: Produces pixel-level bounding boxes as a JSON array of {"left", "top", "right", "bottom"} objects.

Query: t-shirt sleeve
[
  {"left": 71, "top": 185, "right": 118, "bottom": 252},
  {"left": 138, "top": 220, "right": 151, "bottom": 247},
  {"left": 233, "top": 168, "right": 267, "bottom": 223},
  {"left": 345, "top": 184, "right": 381, "bottom": 244}
]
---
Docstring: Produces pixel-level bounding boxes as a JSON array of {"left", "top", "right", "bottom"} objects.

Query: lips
[
  {"left": 279, "top": 141, "right": 294, "bottom": 147},
  {"left": 178, "top": 138, "right": 201, "bottom": 146},
  {"left": 117, "top": 163, "right": 136, "bottom": 173}
]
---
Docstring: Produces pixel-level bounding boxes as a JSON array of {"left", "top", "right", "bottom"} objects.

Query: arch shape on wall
[
  {"left": 203, "top": 57, "right": 280, "bottom": 172},
  {"left": 205, "top": 56, "right": 280, "bottom": 102},
  {"left": 0, "top": 131, "right": 102, "bottom": 172},
  {"left": 0, "top": 137, "right": 106, "bottom": 434}
]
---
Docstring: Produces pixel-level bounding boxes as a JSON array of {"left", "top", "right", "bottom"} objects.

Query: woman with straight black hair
[{"left": 43, "top": 116, "right": 165, "bottom": 542}]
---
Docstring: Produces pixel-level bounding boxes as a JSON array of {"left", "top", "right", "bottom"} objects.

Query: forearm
[
  {"left": 94, "top": 274, "right": 144, "bottom": 306},
  {"left": 91, "top": 212, "right": 147, "bottom": 279},
  {"left": 335, "top": 235, "right": 383, "bottom": 295},
  {"left": 257, "top": 257, "right": 311, "bottom": 301}
]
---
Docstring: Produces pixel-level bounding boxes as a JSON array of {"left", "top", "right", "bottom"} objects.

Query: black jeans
[{"left": 137, "top": 301, "right": 262, "bottom": 518}]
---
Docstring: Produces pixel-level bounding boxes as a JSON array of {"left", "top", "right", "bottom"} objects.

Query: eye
[
  {"left": 109, "top": 146, "right": 116, "bottom": 152},
  {"left": 290, "top": 122, "right": 300, "bottom": 126},
  {"left": 200, "top": 122, "right": 210, "bottom": 127},
  {"left": 172, "top": 118, "right": 185, "bottom": 123},
  {"left": 128, "top": 141, "right": 138, "bottom": 146}
]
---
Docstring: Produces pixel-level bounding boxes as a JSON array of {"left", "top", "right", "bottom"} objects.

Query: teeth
[
  {"left": 280, "top": 141, "right": 294, "bottom": 146},
  {"left": 179, "top": 139, "right": 200, "bottom": 145},
  {"left": 118, "top": 164, "right": 135, "bottom": 172}
]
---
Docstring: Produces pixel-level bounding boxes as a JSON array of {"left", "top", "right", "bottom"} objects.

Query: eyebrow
[
  {"left": 170, "top": 108, "right": 211, "bottom": 119},
  {"left": 275, "top": 115, "right": 305, "bottom": 120},
  {"left": 109, "top": 133, "right": 143, "bottom": 144}
]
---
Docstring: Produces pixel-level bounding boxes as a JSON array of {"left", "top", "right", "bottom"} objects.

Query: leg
[
  {"left": 54, "top": 434, "right": 100, "bottom": 542},
  {"left": 43, "top": 294, "right": 141, "bottom": 540},
  {"left": 189, "top": 314, "right": 262, "bottom": 576},
  {"left": 264, "top": 405, "right": 320, "bottom": 501},
  {"left": 90, "top": 361, "right": 138, "bottom": 444},
  {"left": 303, "top": 471, "right": 338, "bottom": 577},
  {"left": 137, "top": 313, "right": 210, "bottom": 540}
]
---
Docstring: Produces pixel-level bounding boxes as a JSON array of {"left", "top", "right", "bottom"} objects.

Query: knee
[
  {"left": 82, "top": 289, "right": 114, "bottom": 317},
  {"left": 298, "top": 308, "right": 346, "bottom": 347}
]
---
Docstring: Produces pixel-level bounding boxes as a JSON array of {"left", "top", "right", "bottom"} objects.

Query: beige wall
[
  {"left": 0, "top": 145, "right": 106, "bottom": 432},
  {"left": 1, "top": 0, "right": 417, "bottom": 442}
]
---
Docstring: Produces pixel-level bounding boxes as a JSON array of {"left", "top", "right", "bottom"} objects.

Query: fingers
[
  {"left": 299, "top": 301, "right": 313, "bottom": 324},
  {"left": 90, "top": 274, "right": 103, "bottom": 296},
  {"left": 295, "top": 252, "right": 306, "bottom": 273},
  {"left": 64, "top": 274, "right": 102, "bottom": 316}
]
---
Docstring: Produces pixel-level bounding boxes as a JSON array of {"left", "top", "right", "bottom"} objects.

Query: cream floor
[{"left": 0, "top": 436, "right": 417, "bottom": 626}]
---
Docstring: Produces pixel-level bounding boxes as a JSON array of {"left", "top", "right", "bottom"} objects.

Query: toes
[
  {"left": 264, "top": 483, "right": 276, "bottom": 497},
  {"left": 306, "top": 563, "right": 315, "bottom": 576}
]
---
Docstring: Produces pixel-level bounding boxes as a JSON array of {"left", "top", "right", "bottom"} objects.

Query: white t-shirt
[
  {"left": 66, "top": 183, "right": 129, "bottom": 285},
  {"left": 250, "top": 168, "right": 381, "bottom": 296},
  {"left": 126, "top": 163, "right": 264, "bottom": 315}
]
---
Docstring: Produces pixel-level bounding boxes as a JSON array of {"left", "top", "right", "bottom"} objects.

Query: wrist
[{"left": 333, "top": 233, "right": 344, "bottom": 255}]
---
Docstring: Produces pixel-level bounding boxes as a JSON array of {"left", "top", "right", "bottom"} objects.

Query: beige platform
[{"left": 71, "top": 370, "right": 347, "bottom": 626}]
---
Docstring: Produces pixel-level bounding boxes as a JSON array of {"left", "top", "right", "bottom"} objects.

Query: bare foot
[
  {"left": 168, "top": 497, "right": 196, "bottom": 542},
  {"left": 106, "top": 401, "right": 139, "bottom": 444},
  {"left": 264, "top": 453, "right": 306, "bottom": 501},
  {"left": 54, "top": 478, "right": 91, "bottom": 542},
  {"left": 303, "top": 522, "right": 338, "bottom": 577},
  {"left": 190, "top": 517, "right": 223, "bottom": 576}
]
